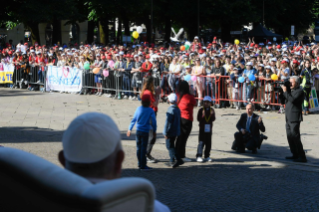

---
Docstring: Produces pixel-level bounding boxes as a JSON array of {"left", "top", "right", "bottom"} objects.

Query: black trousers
[
  {"left": 233, "top": 132, "right": 257, "bottom": 150},
  {"left": 234, "top": 132, "right": 245, "bottom": 150},
  {"left": 176, "top": 118, "right": 193, "bottom": 158},
  {"left": 196, "top": 132, "right": 212, "bottom": 158},
  {"left": 286, "top": 121, "right": 306, "bottom": 158}
]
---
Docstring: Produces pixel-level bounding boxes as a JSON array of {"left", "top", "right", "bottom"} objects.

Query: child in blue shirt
[
  {"left": 127, "top": 94, "right": 157, "bottom": 170},
  {"left": 163, "top": 93, "right": 184, "bottom": 168}
]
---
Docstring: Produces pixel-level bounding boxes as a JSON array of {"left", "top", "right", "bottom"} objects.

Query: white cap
[
  {"left": 30, "top": 50, "right": 35, "bottom": 53},
  {"left": 167, "top": 93, "right": 177, "bottom": 103},
  {"left": 203, "top": 96, "right": 212, "bottom": 102},
  {"left": 194, "top": 36, "right": 199, "bottom": 39},
  {"left": 62, "top": 112, "right": 121, "bottom": 163},
  {"left": 59, "top": 47, "right": 63, "bottom": 50},
  {"left": 119, "top": 51, "right": 124, "bottom": 55},
  {"left": 258, "top": 64, "right": 264, "bottom": 67},
  {"left": 265, "top": 65, "right": 271, "bottom": 69},
  {"left": 246, "top": 62, "right": 252, "bottom": 66},
  {"left": 271, "top": 58, "right": 277, "bottom": 62}
]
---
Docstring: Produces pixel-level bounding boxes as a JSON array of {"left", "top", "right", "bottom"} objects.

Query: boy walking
[
  {"left": 163, "top": 93, "right": 184, "bottom": 168},
  {"left": 196, "top": 96, "right": 216, "bottom": 162},
  {"left": 127, "top": 94, "right": 157, "bottom": 170}
]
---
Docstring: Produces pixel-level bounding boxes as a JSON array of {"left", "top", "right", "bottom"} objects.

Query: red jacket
[
  {"left": 178, "top": 94, "right": 196, "bottom": 121},
  {"left": 142, "top": 90, "right": 158, "bottom": 112},
  {"left": 140, "top": 62, "right": 153, "bottom": 73}
]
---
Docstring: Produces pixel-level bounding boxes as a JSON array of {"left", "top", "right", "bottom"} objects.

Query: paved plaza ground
[{"left": 1, "top": 88, "right": 319, "bottom": 211}]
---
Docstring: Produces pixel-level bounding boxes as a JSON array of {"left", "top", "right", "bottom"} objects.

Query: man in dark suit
[
  {"left": 233, "top": 103, "right": 265, "bottom": 153},
  {"left": 280, "top": 76, "right": 307, "bottom": 163}
]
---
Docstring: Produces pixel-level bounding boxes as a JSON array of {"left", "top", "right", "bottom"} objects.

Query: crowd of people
[{"left": 1, "top": 36, "right": 319, "bottom": 115}]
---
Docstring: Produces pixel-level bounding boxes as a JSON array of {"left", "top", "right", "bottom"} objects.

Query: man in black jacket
[
  {"left": 280, "top": 76, "right": 307, "bottom": 162},
  {"left": 233, "top": 103, "right": 265, "bottom": 153}
]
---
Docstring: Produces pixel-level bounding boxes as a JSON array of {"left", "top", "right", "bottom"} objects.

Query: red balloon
[{"left": 180, "top": 46, "right": 185, "bottom": 51}]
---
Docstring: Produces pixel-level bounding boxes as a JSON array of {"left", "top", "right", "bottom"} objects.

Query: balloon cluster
[
  {"left": 180, "top": 41, "right": 191, "bottom": 51},
  {"left": 132, "top": 26, "right": 143, "bottom": 39}
]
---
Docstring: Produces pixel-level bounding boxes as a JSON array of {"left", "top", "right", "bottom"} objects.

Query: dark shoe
[
  {"left": 172, "top": 159, "right": 184, "bottom": 168},
  {"left": 252, "top": 149, "right": 257, "bottom": 154},
  {"left": 293, "top": 157, "right": 307, "bottom": 163},
  {"left": 285, "top": 156, "right": 298, "bottom": 160},
  {"left": 146, "top": 155, "right": 158, "bottom": 163},
  {"left": 165, "top": 162, "right": 174, "bottom": 167},
  {"left": 236, "top": 149, "right": 245, "bottom": 153},
  {"left": 140, "top": 166, "right": 153, "bottom": 170}
]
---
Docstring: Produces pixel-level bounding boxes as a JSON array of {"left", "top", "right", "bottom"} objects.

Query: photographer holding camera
[
  {"left": 280, "top": 76, "right": 307, "bottom": 163},
  {"left": 232, "top": 103, "right": 266, "bottom": 154}
]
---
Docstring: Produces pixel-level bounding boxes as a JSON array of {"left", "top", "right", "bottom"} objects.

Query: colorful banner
[
  {"left": 46, "top": 66, "right": 82, "bottom": 92},
  {"left": 0, "top": 64, "right": 14, "bottom": 84},
  {"left": 309, "top": 87, "right": 319, "bottom": 112}
]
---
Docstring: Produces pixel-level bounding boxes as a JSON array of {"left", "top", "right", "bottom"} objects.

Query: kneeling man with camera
[{"left": 232, "top": 103, "right": 266, "bottom": 154}]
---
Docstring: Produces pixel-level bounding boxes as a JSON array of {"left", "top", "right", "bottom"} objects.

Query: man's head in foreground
[
  {"left": 246, "top": 103, "right": 254, "bottom": 116},
  {"left": 58, "top": 112, "right": 125, "bottom": 180}
]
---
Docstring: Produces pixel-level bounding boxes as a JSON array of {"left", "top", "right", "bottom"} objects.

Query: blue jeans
[
  {"left": 38, "top": 70, "right": 44, "bottom": 83},
  {"left": 165, "top": 136, "right": 180, "bottom": 162},
  {"left": 136, "top": 131, "right": 149, "bottom": 168},
  {"left": 205, "top": 81, "right": 216, "bottom": 103},
  {"left": 243, "top": 84, "right": 251, "bottom": 106},
  {"left": 122, "top": 75, "right": 131, "bottom": 96}
]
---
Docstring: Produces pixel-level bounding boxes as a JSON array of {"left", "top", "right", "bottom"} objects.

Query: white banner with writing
[{"left": 46, "top": 66, "right": 82, "bottom": 92}]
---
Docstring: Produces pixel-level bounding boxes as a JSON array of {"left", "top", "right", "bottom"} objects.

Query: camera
[{"left": 271, "top": 78, "right": 291, "bottom": 91}]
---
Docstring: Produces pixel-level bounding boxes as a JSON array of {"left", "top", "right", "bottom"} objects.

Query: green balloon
[
  {"left": 185, "top": 45, "right": 190, "bottom": 50},
  {"left": 84, "top": 63, "right": 90, "bottom": 70}
]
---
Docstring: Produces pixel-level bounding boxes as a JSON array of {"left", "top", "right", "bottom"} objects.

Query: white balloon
[{"left": 137, "top": 26, "right": 143, "bottom": 34}]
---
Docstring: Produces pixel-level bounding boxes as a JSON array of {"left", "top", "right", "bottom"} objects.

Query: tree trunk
[
  {"left": 87, "top": 20, "right": 94, "bottom": 44},
  {"left": 221, "top": 20, "right": 231, "bottom": 42},
  {"left": 27, "top": 22, "right": 40, "bottom": 45},
  {"left": 52, "top": 18, "right": 61, "bottom": 45},
  {"left": 164, "top": 16, "right": 171, "bottom": 43},
  {"left": 99, "top": 19, "right": 109, "bottom": 45},
  {"left": 145, "top": 14, "right": 151, "bottom": 44},
  {"left": 117, "top": 18, "right": 122, "bottom": 45},
  {"left": 122, "top": 13, "right": 130, "bottom": 36}
]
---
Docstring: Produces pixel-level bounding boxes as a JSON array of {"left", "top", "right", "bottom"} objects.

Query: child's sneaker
[
  {"left": 182, "top": 157, "right": 192, "bottom": 162},
  {"left": 205, "top": 157, "right": 213, "bottom": 162},
  {"left": 196, "top": 157, "right": 204, "bottom": 162}
]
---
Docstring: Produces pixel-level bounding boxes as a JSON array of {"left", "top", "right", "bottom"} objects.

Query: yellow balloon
[
  {"left": 271, "top": 74, "right": 278, "bottom": 81},
  {"left": 234, "top": 39, "right": 240, "bottom": 45},
  {"left": 285, "top": 37, "right": 289, "bottom": 41},
  {"left": 132, "top": 31, "right": 139, "bottom": 39}
]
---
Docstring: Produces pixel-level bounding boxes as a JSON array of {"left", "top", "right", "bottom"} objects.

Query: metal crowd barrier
[
  {"left": 12, "top": 65, "right": 46, "bottom": 92},
  {"left": 7, "top": 66, "right": 286, "bottom": 107},
  {"left": 190, "top": 75, "right": 282, "bottom": 107}
]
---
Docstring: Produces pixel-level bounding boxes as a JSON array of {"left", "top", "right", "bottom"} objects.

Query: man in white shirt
[{"left": 58, "top": 112, "right": 170, "bottom": 212}]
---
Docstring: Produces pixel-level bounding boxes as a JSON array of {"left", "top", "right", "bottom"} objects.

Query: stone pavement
[{"left": 1, "top": 88, "right": 319, "bottom": 211}]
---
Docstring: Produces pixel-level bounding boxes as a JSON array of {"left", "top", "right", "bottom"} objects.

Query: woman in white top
[
  {"left": 191, "top": 58, "right": 205, "bottom": 106},
  {"left": 168, "top": 56, "right": 181, "bottom": 92}
]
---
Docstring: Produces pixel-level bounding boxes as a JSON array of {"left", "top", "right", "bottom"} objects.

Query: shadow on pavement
[
  {"left": 122, "top": 162, "right": 319, "bottom": 212},
  {"left": 0, "top": 127, "right": 63, "bottom": 143}
]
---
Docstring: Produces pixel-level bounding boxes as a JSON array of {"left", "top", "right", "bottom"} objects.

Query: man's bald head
[{"left": 246, "top": 103, "right": 254, "bottom": 116}]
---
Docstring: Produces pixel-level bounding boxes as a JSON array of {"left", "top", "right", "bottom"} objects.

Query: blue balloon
[
  {"left": 248, "top": 74, "right": 256, "bottom": 81},
  {"left": 184, "top": 74, "right": 191, "bottom": 82},
  {"left": 238, "top": 77, "right": 245, "bottom": 83}
]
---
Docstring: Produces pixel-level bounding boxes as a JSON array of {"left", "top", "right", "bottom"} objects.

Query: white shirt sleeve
[{"left": 153, "top": 200, "right": 170, "bottom": 212}]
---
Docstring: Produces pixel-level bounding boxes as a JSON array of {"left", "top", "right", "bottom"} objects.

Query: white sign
[
  {"left": 291, "top": 25, "right": 295, "bottom": 35},
  {"left": 46, "top": 66, "right": 82, "bottom": 92}
]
